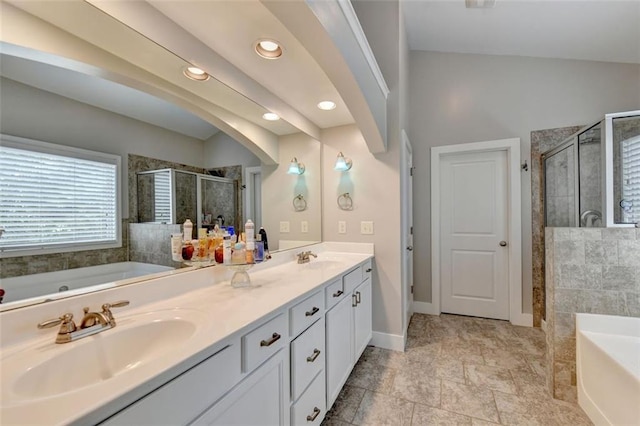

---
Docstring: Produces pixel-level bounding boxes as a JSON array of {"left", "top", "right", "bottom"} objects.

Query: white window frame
[{"left": 0, "top": 134, "right": 122, "bottom": 258}]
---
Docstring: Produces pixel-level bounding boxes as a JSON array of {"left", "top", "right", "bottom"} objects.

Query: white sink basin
[{"left": 2, "top": 309, "right": 203, "bottom": 402}]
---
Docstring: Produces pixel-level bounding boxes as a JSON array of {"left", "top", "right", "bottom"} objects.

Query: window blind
[
  {"left": 0, "top": 142, "right": 118, "bottom": 253},
  {"left": 621, "top": 136, "right": 640, "bottom": 223},
  {"left": 153, "top": 171, "right": 172, "bottom": 223}
]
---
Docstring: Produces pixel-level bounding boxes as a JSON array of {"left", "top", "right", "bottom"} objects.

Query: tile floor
[{"left": 322, "top": 313, "right": 592, "bottom": 426}]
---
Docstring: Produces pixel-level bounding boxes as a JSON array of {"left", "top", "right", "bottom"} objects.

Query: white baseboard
[
  {"left": 370, "top": 331, "right": 405, "bottom": 352},
  {"left": 413, "top": 301, "right": 440, "bottom": 316},
  {"left": 541, "top": 319, "right": 547, "bottom": 333},
  {"left": 511, "top": 313, "right": 533, "bottom": 327}
]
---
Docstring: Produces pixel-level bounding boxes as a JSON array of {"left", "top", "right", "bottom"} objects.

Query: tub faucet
[
  {"left": 297, "top": 251, "right": 318, "bottom": 264},
  {"left": 580, "top": 210, "right": 602, "bottom": 227}
]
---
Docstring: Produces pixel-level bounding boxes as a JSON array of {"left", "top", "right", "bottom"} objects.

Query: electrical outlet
[
  {"left": 361, "top": 221, "right": 374, "bottom": 235},
  {"left": 338, "top": 221, "right": 347, "bottom": 234},
  {"left": 301, "top": 221, "right": 309, "bottom": 233},
  {"left": 279, "top": 221, "right": 290, "bottom": 233}
]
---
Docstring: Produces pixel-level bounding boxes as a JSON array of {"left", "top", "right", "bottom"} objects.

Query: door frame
[
  {"left": 401, "top": 130, "right": 414, "bottom": 342},
  {"left": 431, "top": 138, "right": 530, "bottom": 326}
]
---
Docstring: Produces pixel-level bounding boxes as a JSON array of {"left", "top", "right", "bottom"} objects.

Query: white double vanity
[{"left": 0, "top": 243, "right": 373, "bottom": 425}]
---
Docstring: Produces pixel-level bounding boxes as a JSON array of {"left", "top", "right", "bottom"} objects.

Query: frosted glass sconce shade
[
  {"left": 334, "top": 152, "right": 352, "bottom": 171},
  {"left": 287, "top": 157, "right": 305, "bottom": 175}
]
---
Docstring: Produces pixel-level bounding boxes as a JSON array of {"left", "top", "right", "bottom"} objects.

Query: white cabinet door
[
  {"left": 325, "top": 295, "right": 353, "bottom": 408},
  {"left": 193, "top": 350, "right": 288, "bottom": 426},
  {"left": 353, "top": 278, "right": 372, "bottom": 360}
]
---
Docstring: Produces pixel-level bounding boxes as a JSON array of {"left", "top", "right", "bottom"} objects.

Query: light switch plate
[
  {"left": 279, "top": 221, "right": 290, "bottom": 233},
  {"left": 301, "top": 221, "right": 309, "bottom": 233},
  {"left": 360, "top": 221, "right": 374, "bottom": 235},
  {"left": 338, "top": 221, "right": 347, "bottom": 234}
]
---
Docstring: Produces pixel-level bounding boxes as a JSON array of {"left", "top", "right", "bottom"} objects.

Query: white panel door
[{"left": 440, "top": 150, "right": 509, "bottom": 320}]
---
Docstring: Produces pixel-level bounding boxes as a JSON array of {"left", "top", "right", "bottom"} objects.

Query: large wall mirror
[{"left": 0, "top": 2, "right": 323, "bottom": 310}]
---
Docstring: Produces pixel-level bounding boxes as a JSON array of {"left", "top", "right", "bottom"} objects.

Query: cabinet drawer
[
  {"left": 102, "top": 339, "right": 241, "bottom": 425},
  {"left": 243, "top": 313, "right": 287, "bottom": 373},
  {"left": 343, "top": 266, "right": 363, "bottom": 294},
  {"left": 363, "top": 259, "right": 372, "bottom": 281},
  {"left": 290, "top": 316, "right": 325, "bottom": 401},
  {"left": 290, "top": 368, "right": 326, "bottom": 426},
  {"left": 324, "top": 278, "right": 345, "bottom": 310},
  {"left": 289, "top": 290, "right": 323, "bottom": 337}
]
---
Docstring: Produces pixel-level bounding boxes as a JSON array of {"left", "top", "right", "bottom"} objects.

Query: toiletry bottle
[
  {"left": 246, "top": 241, "right": 255, "bottom": 264},
  {"left": 223, "top": 231, "right": 231, "bottom": 265},
  {"left": 259, "top": 227, "right": 269, "bottom": 258},
  {"left": 232, "top": 242, "right": 245, "bottom": 264},
  {"left": 254, "top": 234, "right": 264, "bottom": 262},
  {"left": 245, "top": 219, "right": 255, "bottom": 243},
  {"left": 170, "top": 233, "right": 183, "bottom": 262},
  {"left": 183, "top": 219, "right": 193, "bottom": 242}
]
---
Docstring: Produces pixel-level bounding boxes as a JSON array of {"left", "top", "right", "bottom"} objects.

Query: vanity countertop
[{"left": 0, "top": 243, "right": 373, "bottom": 426}]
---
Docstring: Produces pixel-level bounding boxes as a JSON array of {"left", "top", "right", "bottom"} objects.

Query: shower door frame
[{"left": 542, "top": 138, "right": 581, "bottom": 227}]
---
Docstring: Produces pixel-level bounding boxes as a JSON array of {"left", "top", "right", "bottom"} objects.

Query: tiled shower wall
[
  {"left": 128, "top": 223, "right": 181, "bottom": 267},
  {"left": 545, "top": 227, "right": 640, "bottom": 402}
]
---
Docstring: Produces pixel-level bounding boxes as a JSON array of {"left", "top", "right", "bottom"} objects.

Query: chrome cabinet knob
[
  {"left": 406, "top": 246, "right": 413, "bottom": 251},
  {"left": 499, "top": 241, "right": 508, "bottom": 247}
]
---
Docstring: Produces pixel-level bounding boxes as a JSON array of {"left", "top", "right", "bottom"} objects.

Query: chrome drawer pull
[
  {"left": 307, "top": 407, "right": 321, "bottom": 422},
  {"left": 260, "top": 332, "right": 281, "bottom": 347},
  {"left": 305, "top": 307, "right": 319, "bottom": 317},
  {"left": 306, "top": 348, "right": 321, "bottom": 363},
  {"left": 332, "top": 290, "right": 343, "bottom": 298},
  {"left": 356, "top": 291, "right": 361, "bottom": 304},
  {"left": 366, "top": 268, "right": 372, "bottom": 272},
  {"left": 352, "top": 294, "right": 357, "bottom": 307}
]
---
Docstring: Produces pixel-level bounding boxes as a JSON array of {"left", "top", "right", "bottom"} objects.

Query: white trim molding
[
  {"left": 336, "top": 0, "right": 390, "bottom": 99},
  {"left": 431, "top": 138, "right": 528, "bottom": 327},
  {"left": 370, "top": 331, "right": 405, "bottom": 352}
]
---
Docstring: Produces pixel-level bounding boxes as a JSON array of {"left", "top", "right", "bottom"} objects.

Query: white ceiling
[
  {"left": 0, "top": 52, "right": 220, "bottom": 141},
  {"left": 402, "top": 0, "right": 640, "bottom": 64}
]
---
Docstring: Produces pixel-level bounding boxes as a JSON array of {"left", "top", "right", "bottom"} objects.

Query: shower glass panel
[
  {"left": 612, "top": 115, "right": 640, "bottom": 224},
  {"left": 200, "top": 176, "right": 239, "bottom": 232},
  {"left": 545, "top": 143, "right": 577, "bottom": 227},
  {"left": 136, "top": 169, "right": 172, "bottom": 224},
  {"left": 578, "top": 123, "right": 603, "bottom": 227}
]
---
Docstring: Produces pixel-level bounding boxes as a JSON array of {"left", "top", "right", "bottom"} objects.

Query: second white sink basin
[
  {"left": 3, "top": 309, "right": 204, "bottom": 402},
  {"left": 300, "top": 260, "right": 345, "bottom": 270}
]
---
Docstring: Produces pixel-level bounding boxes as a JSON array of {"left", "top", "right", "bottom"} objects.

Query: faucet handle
[
  {"left": 101, "top": 300, "right": 130, "bottom": 326},
  {"left": 37, "top": 313, "right": 76, "bottom": 333}
]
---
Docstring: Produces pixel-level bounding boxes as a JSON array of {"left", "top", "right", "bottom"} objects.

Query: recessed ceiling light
[
  {"left": 255, "top": 39, "right": 283, "bottom": 59},
  {"left": 183, "top": 66, "right": 209, "bottom": 81},
  {"left": 262, "top": 112, "right": 280, "bottom": 121},
  {"left": 317, "top": 101, "right": 336, "bottom": 111}
]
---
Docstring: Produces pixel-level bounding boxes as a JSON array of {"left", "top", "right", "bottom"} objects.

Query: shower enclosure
[
  {"left": 136, "top": 169, "right": 240, "bottom": 238},
  {"left": 543, "top": 111, "right": 640, "bottom": 227}
]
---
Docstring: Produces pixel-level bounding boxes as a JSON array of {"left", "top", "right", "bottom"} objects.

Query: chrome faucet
[
  {"left": 580, "top": 210, "right": 602, "bottom": 227},
  {"left": 296, "top": 251, "right": 318, "bottom": 264},
  {"left": 37, "top": 300, "right": 130, "bottom": 344}
]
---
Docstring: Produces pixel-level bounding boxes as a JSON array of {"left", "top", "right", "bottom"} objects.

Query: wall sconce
[
  {"left": 334, "top": 152, "right": 352, "bottom": 171},
  {"left": 287, "top": 157, "right": 305, "bottom": 175}
]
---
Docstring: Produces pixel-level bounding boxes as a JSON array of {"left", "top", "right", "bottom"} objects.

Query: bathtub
[
  {"left": 0, "top": 262, "right": 174, "bottom": 307},
  {"left": 576, "top": 314, "right": 640, "bottom": 426}
]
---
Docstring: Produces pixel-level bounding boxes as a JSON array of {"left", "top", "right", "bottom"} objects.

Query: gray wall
[{"left": 408, "top": 51, "right": 640, "bottom": 312}]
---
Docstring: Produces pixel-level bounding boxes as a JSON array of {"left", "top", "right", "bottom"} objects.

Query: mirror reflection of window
[{"left": 613, "top": 116, "right": 640, "bottom": 224}]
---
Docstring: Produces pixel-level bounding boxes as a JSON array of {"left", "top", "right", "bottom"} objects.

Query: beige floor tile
[
  {"left": 428, "top": 357, "right": 467, "bottom": 384},
  {"left": 440, "top": 380, "right": 501, "bottom": 423},
  {"left": 326, "top": 385, "right": 366, "bottom": 423},
  {"left": 509, "top": 365, "right": 549, "bottom": 397},
  {"left": 390, "top": 368, "right": 441, "bottom": 407},
  {"left": 321, "top": 416, "right": 352, "bottom": 426},
  {"left": 481, "top": 348, "right": 531, "bottom": 370},
  {"left": 465, "top": 364, "right": 518, "bottom": 394},
  {"left": 405, "top": 341, "right": 442, "bottom": 364},
  {"left": 345, "top": 357, "right": 396, "bottom": 394},
  {"left": 470, "top": 419, "right": 500, "bottom": 426},
  {"left": 352, "top": 391, "right": 414, "bottom": 426},
  {"left": 411, "top": 404, "right": 472, "bottom": 425}
]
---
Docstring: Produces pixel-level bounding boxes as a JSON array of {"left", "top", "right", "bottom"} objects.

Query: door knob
[
  {"left": 499, "top": 241, "right": 507, "bottom": 247},
  {"left": 407, "top": 246, "right": 413, "bottom": 251}
]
